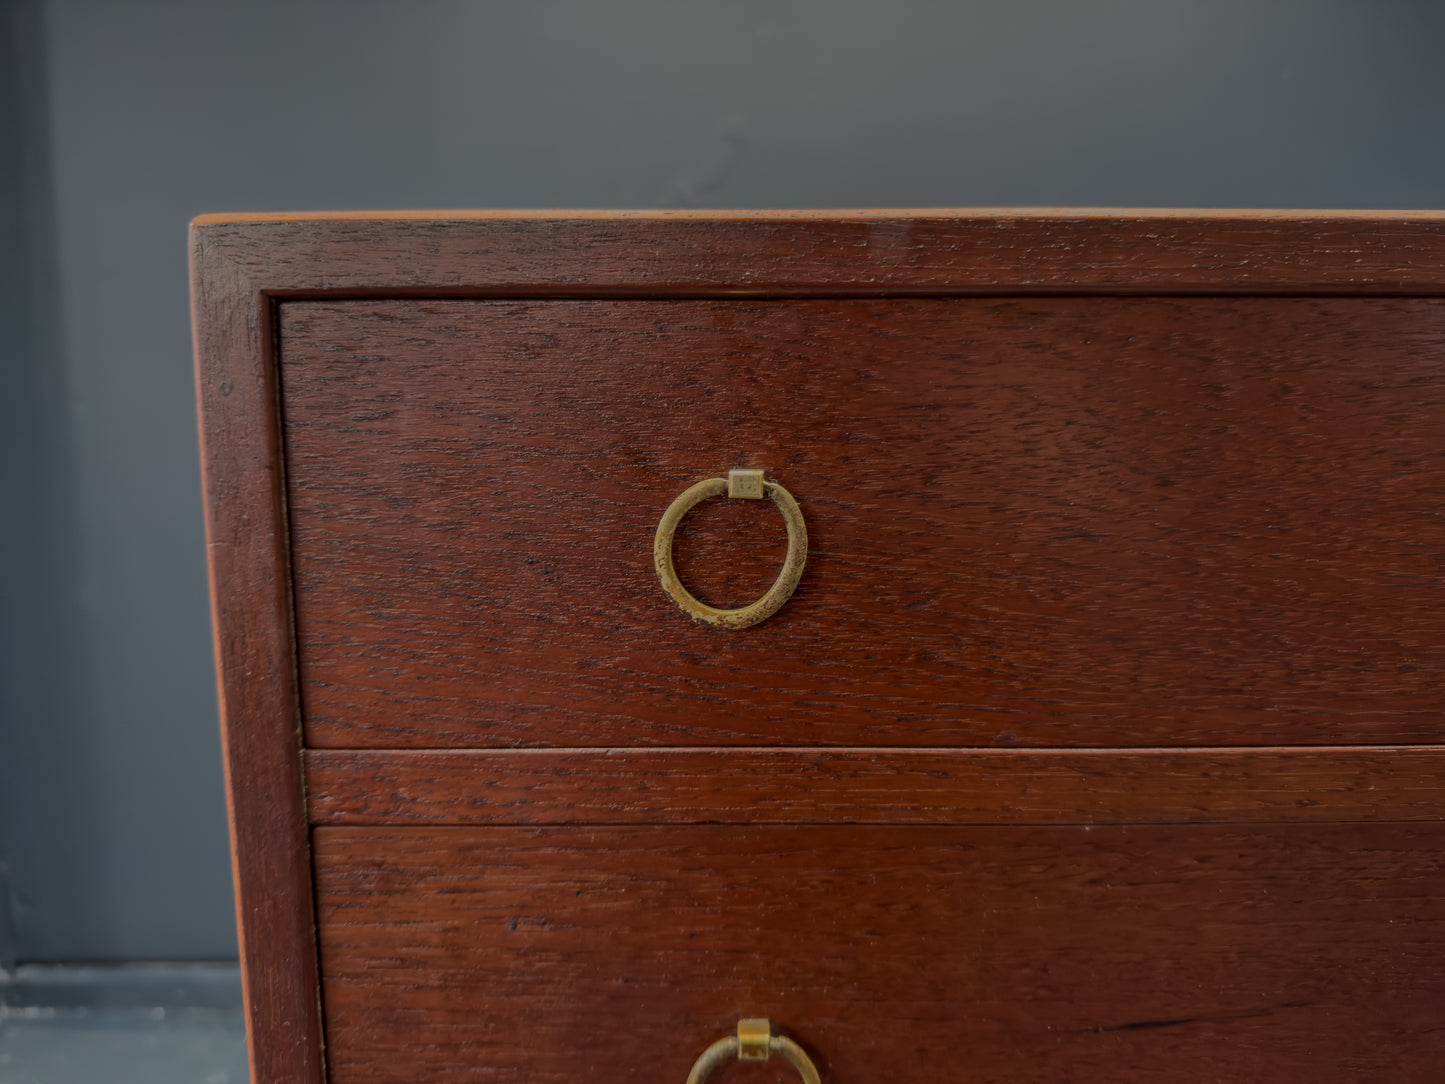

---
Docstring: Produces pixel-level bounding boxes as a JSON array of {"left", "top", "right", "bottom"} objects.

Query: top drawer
[{"left": 279, "top": 295, "right": 1445, "bottom": 749}]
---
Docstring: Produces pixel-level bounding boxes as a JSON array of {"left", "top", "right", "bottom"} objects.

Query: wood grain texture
[
  {"left": 303, "top": 747, "right": 1445, "bottom": 826},
  {"left": 190, "top": 210, "right": 1445, "bottom": 296},
  {"left": 280, "top": 297, "right": 1445, "bottom": 749},
  {"left": 190, "top": 233, "right": 324, "bottom": 1083},
  {"left": 192, "top": 214, "right": 1445, "bottom": 1084},
  {"left": 314, "top": 824, "right": 1445, "bottom": 1083}
]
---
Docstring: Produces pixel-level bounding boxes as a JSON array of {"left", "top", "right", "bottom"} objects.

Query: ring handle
[
  {"left": 685, "top": 1019, "right": 821, "bottom": 1084},
  {"left": 654, "top": 470, "right": 807, "bottom": 629}
]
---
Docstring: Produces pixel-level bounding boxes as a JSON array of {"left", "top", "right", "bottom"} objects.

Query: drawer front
[
  {"left": 280, "top": 297, "right": 1445, "bottom": 749},
  {"left": 313, "top": 824, "right": 1445, "bottom": 1083}
]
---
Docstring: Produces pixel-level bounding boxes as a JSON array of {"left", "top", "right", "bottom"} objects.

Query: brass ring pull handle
[
  {"left": 654, "top": 470, "right": 807, "bottom": 629},
  {"left": 686, "top": 1019, "right": 821, "bottom": 1084}
]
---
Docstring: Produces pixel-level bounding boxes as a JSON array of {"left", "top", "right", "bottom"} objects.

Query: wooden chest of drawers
[{"left": 192, "top": 211, "right": 1445, "bottom": 1083}]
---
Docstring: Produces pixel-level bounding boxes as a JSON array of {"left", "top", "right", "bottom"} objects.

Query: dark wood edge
[
  {"left": 304, "top": 747, "right": 1445, "bottom": 827},
  {"left": 192, "top": 207, "right": 1445, "bottom": 223},
  {"left": 191, "top": 211, "right": 1445, "bottom": 296},
  {"left": 191, "top": 232, "right": 325, "bottom": 1084}
]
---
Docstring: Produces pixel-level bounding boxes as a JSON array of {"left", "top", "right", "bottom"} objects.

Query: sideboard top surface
[{"left": 190, "top": 209, "right": 1445, "bottom": 298}]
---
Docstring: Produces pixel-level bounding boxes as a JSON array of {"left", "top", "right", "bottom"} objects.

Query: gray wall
[{"left": 3, "top": 0, "right": 1444, "bottom": 962}]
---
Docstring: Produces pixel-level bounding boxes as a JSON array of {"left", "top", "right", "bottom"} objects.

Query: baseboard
[
  {"left": 0, "top": 961, "right": 243, "bottom": 1010},
  {"left": 0, "top": 863, "right": 15, "bottom": 972}
]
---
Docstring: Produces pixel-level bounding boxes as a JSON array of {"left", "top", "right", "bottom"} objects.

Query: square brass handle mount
[{"left": 685, "top": 1019, "right": 821, "bottom": 1083}]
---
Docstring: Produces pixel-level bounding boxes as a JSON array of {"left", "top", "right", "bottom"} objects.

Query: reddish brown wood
[
  {"left": 279, "top": 297, "right": 1445, "bottom": 749},
  {"left": 191, "top": 210, "right": 1445, "bottom": 296},
  {"left": 314, "top": 824, "right": 1445, "bottom": 1083},
  {"left": 191, "top": 213, "right": 1445, "bottom": 1084},
  {"left": 303, "top": 747, "right": 1445, "bottom": 826},
  {"left": 190, "top": 233, "right": 324, "bottom": 1083}
]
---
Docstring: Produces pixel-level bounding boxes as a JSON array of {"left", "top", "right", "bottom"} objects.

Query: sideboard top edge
[
  {"left": 191, "top": 208, "right": 1445, "bottom": 227},
  {"left": 188, "top": 210, "right": 1445, "bottom": 296}
]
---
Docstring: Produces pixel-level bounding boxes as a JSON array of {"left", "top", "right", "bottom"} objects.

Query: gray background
[{"left": 2, "top": 0, "right": 1444, "bottom": 964}]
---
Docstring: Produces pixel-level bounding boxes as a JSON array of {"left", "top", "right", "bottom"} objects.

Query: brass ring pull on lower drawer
[
  {"left": 654, "top": 469, "right": 808, "bottom": 629},
  {"left": 686, "top": 1018, "right": 821, "bottom": 1084}
]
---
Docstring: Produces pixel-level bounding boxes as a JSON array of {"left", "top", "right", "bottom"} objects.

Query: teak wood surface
[
  {"left": 314, "top": 824, "right": 1445, "bottom": 1083},
  {"left": 190, "top": 211, "right": 1445, "bottom": 1084},
  {"left": 280, "top": 296, "right": 1444, "bottom": 749},
  {"left": 303, "top": 747, "right": 1445, "bottom": 826}
]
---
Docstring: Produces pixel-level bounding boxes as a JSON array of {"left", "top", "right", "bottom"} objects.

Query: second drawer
[{"left": 314, "top": 822, "right": 1445, "bottom": 1083}]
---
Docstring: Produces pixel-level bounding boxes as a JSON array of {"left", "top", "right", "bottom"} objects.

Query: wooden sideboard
[{"left": 192, "top": 211, "right": 1445, "bottom": 1082}]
